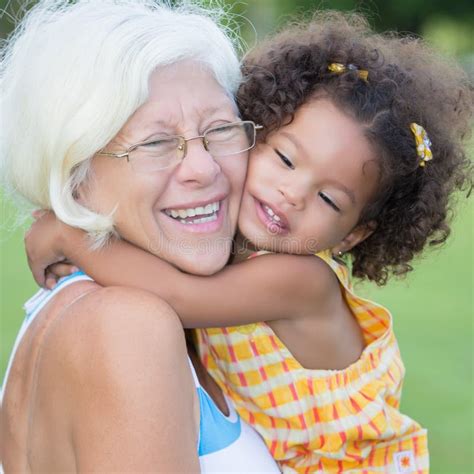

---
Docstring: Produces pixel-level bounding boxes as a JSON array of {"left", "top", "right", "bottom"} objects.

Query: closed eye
[
  {"left": 319, "top": 192, "right": 340, "bottom": 212},
  {"left": 143, "top": 137, "right": 175, "bottom": 147},
  {"left": 138, "top": 137, "right": 179, "bottom": 154},
  {"left": 274, "top": 149, "right": 294, "bottom": 169}
]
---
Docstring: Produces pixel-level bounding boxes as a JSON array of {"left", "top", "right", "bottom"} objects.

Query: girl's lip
[
  {"left": 161, "top": 199, "right": 226, "bottom": 234},
  {"left": 253, "top": 197, "right": 290, "bottom": 235}
]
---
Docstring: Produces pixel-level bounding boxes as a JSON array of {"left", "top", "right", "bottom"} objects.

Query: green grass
[
  {"left": 1, "top": 198, "right": 472, "bottom": 473},
  {"left": 358, "top": 200, "right": 473, "bottom": 473}
]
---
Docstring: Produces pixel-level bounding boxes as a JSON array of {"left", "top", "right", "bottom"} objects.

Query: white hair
[{"left": 0, "top": 0, "right": 242, "bottom": 244}]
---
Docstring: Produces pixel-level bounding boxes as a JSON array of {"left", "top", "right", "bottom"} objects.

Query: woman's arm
[
  {"left": 39, "top": 286, "right": 200, "bottom": 471},
  {"left": 26, "top": 213, "right": 335, "bottom": 328}
]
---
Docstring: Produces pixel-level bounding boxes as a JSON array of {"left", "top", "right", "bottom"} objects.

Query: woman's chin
[{"left": 177, "top": 248, "right": 231, "bottom": 276}]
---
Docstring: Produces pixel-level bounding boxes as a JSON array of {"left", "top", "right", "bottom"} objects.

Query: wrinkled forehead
[
  {"left": 120, "top": 62, "right": 239, "bottom": 139},
  {"left": 147, "top": 60, "right": 238, "bottom": 107}
]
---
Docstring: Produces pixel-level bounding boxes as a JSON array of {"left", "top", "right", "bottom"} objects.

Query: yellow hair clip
[
  {"left": 328, "top": 62, "right": 369, "bottom": 81},
  {"left": 410, "top": 123, "right": 432, "bottom": 167}
]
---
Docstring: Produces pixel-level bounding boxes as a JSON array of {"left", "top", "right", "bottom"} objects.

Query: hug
[{"left": 1, "top": 1, "right": 471, "bottom": 472}]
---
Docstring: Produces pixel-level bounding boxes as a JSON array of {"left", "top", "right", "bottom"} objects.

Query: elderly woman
[{"left": 0, "top": 1, "right": 279, "bottom": 472}]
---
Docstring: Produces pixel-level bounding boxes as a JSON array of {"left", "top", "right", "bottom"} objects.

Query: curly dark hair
[{"left": 238, "top": 11, "right": 473, "bottom": 285}]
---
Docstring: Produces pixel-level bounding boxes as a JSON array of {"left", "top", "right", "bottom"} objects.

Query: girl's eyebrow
[
  {"left": 279, "top": 131, "right": 306, "bottom": 155},
  {"left": 329, "top": 181, "right": 356, "bottom": 205}
]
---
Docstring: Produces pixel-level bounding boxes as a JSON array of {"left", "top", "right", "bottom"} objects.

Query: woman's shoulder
[
  {"left": 2, "top": 282, "right": 198, "bottom": 470},
  {"left": 39, "top": 284, "right": 186, "bottom": 380},
  {"left": 23, "top": 284, "right": 197, "bottom": 468},
  {"left": 6, "top": 283, "right": 190, "bottom": 411},
  {"left": 59, "top": 283, "right": 180, "bottom": 326}
]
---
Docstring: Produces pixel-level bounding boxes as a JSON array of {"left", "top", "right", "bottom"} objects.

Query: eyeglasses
[{"left": 98, "top": 120, "right": 263, "bottom": 172}]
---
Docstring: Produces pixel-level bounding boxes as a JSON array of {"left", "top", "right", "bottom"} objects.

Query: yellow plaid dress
[{"left": 195, "top": 251, "right": 429, "bottom": 473}]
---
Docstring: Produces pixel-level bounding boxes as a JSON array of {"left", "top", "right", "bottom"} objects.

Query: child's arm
[{"left": 26, "top": 212, "right": 334, "bottom": 328}]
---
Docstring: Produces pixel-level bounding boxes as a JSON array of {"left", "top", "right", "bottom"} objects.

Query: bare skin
[
  {"left": 1, "top": 283, "right": 203, "bottom": 472},
  {"left": 25, "top": 99, "right": 378, "bottom": 372},
  {"left": 2, "top": 61, "right": 246, "bottom": 472}
]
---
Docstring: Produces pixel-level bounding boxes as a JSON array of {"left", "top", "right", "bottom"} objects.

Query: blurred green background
[{"left": 1, "top": 1, "right": 473, "bottom": 472}]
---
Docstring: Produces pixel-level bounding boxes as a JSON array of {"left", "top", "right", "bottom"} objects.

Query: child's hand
[
  {"left": 25, "top": 210, "right": 79, "bottom": 288},
  {"left": 44, "top": 261, "right": 80, "bottom": 289}
]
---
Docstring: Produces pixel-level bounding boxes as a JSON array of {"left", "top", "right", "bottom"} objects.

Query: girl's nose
[
  {"left": 174, "top": 139, "right": 221, "bottom": 187},
  {"left": 279, "top": 185, "right": 305, "bottom": 210}
]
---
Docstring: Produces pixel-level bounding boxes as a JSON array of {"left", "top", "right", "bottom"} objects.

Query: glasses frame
[{"left": 98, "top": 120, "right": 263, "bottom": 170}]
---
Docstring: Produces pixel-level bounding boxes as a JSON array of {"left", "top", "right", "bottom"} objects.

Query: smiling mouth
[
  {"left": 262, "top": 203, "right": 282, "bottom": 225},
  {"left": 255, "top": 198, "right": 289, "bottom": 234},
  {"left": 164, "top": 201, "right": 220, "bottom": 225}
]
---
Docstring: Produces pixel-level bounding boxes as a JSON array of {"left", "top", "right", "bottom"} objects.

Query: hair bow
[
  {"left": 410, "top": 123, "right": 432, "bottom": 167},
  {"left": 327, "top": 62, "right": 369, "bottom": 81}
]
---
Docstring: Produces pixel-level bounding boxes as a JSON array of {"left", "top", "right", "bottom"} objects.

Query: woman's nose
[{"left": 174, "top": 139, "right": 221, "bottom": 187}]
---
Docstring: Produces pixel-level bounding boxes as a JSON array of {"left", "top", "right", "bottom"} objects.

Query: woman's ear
[{"left": 331, "top": 221, "right": 376, "bottom": 256}]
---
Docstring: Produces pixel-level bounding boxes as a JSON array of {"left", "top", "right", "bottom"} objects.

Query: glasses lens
[
  {"left": 205, "top": 122, "right": 255, "bottom": 157},
  {"left": 130, "top": 137, "right": 181, "bottom": 172}
]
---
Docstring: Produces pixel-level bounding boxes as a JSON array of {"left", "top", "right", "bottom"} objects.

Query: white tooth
[
  {"left": 170, "top": 204, "right": 221, "bottom": 219},
  {"left": 273, "top": 214, "right": 281, "bottom": 222},
  {"left": 266, "top": 206, "right": 275, "bottom": 217},
  {"left": 216, "top": 201, "right": 220, "bottom": 211},
  {"left": 177, "top": 211, "right": 219, "bottom": 225}
]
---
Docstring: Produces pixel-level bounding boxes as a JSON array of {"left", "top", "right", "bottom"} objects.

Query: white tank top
[{"left": 1, "top": 272, "right": 280, "bottom": 473}]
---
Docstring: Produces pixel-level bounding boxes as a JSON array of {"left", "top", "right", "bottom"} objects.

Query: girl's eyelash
[
  {"left": 319, "top": 192, "right": 340, "bottom": 212},
  {"left": 274, "top": 149, "right": 295, "bottom": 169},
  {"left": 272, "top": 147, "right": 340, "bottom": 213}
]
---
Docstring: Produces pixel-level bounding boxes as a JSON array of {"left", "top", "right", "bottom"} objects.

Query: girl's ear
[{"left": 331, "top": 221, "right": 376, "bottom": 256}]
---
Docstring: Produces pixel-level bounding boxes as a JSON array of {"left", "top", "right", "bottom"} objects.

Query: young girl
[{"left": 26, "top": 12, "right": 472, "bottom": 473}]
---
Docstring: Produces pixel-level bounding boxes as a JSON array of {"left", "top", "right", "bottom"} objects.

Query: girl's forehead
[{"left": 277, "top": 100, "right": 375, "bottom": 160}]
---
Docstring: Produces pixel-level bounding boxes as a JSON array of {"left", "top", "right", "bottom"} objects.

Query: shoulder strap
[
  {"left": 315, "top": 249, "right": 352, "bottom": 290},
  {"left": 24, "top": 271, "right": 93, "bottom": 318},
  {"left": 247, "top": 250, "right": 272, "bottom": 260},
  {"left": 1, "top": 271, "right": 95, "bottom": 403},
  {"left": 187, "top": 357, "right": 201, "bottom": 388}
]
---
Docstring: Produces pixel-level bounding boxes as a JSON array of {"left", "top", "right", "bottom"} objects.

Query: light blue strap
[{"left": 197, "top": 387, "right": 241, "bottom": 456}]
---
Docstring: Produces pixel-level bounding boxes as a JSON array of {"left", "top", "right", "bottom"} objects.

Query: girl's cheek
[
  {"left": 246, "top": 155, "right": 267, "bottom": 185},
  {"left": 242, "top": 174, "right": 253, "bottom": 195}
]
